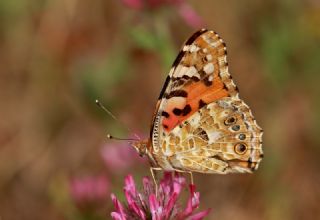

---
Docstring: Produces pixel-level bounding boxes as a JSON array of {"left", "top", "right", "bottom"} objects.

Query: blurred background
[{"left": 1, "top": 0, "right": 320, "bottom": 219}]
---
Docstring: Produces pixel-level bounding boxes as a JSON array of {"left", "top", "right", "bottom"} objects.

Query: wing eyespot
[
  {"left": 234, "top": 143, "right": 247, "bottom": 155},
  {"left": 224, "top": 116, "right": 237, "bottom": 126},
  {"left": 231, "top": 124, "right": 240, "bottom": 131},
  {"left": 238, "top": 133, "right": 246, "bottom": 140}
]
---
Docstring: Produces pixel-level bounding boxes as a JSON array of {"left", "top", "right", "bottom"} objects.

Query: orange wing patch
[{"left": 162, "top": 77, "right": 229, "bottom": 132}]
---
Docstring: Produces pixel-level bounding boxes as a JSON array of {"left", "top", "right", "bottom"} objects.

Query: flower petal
[
  {"left": 125, "top": 190, "right": 146, "bottom": 220},
  {"left": 161, "top": 172, "right": 173, "bottom": 186},
  {"left": 111, "top": 212, "right": 126, "bottom": 220},
  {"left": 124, "top": 175, "right": 146, "bottom": 219},
  {"left": 189, "top": 209, "right": 211, "bottom": 220},
  {"left": 124, "top": 175, "right": 137, "bottom": 196},
  {"left": 111, "top": 194, "right": 126, "bottom": 219},
  {"left": 178, "top": 184, "right": 201, "bottom": 218},
  {"left": 149, "top": 194, "right": 162, "bottom": 220},
  {"left": 164, "top": 192, "right": 178, "bottom": 219},
  {"left": 173, "top": 179, "right": 183, "bottom": 195},
  {"left": 190, "top": 185, "right": 200, "bottom": 210},
  {"left": 173, "top": 173, "right": 186, "bottom": 186},
  {"left": 142, "top": 176, "right": 154, "bottom": 196}
]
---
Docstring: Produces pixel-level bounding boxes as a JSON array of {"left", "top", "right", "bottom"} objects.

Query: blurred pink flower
[
  {"left": 120, "top": 0, "right": 204, "bottom": 28},
  {"left": 101, "top": 142, "right": 146, "bottom": 172},
  {"left": 122, "top": 0, "right": 143, "bottom": 10},
  {"left": 177, "top": 3, "right": 204, "bottom": 29},
  {"left": 111, "top": 173, "right": 211, "bottom": 220},
  {"left": 69, "top": 175, "right": 110, "bottom": 206},
  {"left": 146, "top": 0, "right": 182, "bottom": 9},
  {"left": 121, "top": 0, "right": 181, "bottom": 10}
]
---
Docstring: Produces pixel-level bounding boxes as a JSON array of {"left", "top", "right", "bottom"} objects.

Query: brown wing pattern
[
  {"left": 163, "top": 98, "right": 263, "bottom": 173},
  {"left": 147, "top": 29, "right": 263, "bottom": 173}
]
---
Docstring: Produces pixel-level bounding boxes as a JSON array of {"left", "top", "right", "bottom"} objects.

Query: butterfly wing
[
  {"left": 161, "top": 97, "right": 263, "bottom": 173},
  {"left": 149, "top": 29, "right": 263, "bottom": 173}
]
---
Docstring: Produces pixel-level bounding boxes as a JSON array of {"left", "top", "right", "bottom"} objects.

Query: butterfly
[{"left": 130, "top": 29, "right": 263, "bottom": 181}]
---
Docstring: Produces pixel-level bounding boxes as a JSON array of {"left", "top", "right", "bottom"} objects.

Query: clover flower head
[{"left": 111, "top": 172, "right": 210, "bottom": 220}]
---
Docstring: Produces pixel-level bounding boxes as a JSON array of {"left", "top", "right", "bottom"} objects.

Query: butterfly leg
[
  {"left": 189, "top": 171, "right": 194, "bottom": 185},
  {"left": 150, "top": 167, "right": 162, "bottom": 196}
]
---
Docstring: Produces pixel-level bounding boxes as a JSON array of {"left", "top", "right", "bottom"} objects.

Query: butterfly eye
[
  {"left": 224, "top": 116, "right": 237, "bottom": 125},
  {"left": 234, "top": 143, "right": 247, "bottom": 155}
]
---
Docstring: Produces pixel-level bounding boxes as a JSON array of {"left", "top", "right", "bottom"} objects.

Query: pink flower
[
  {"left": 122, "top": 0, "right": 143, "bottom": 10},
  {"left": 69, "top": 175, "right": 110, "bottom": 206},
  {"left": 101, "top": 142, "right": 146, "bottom": 172},
  {"left": 111, "top": 173, "right": 211, "bottom": 220},
  {"left": 119, "top": 0, "right": 204, "bottom": 28},
  {"left": 177, "top": 3, "right": 205, "bottom": 29},
  {"left": 146, "top": 0, "right": 183, "bottom": 9},
  {"left": 121, "top": 0, "right": 182, "bottom": 10}
]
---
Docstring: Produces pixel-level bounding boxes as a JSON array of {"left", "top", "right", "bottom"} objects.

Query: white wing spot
[
  {"left": 183, "top": 45, "right": 190, "bottom": 51},
  {"left": 175, "top": 65, "right": 200, "bottom": 78},
  {"left": 210, "top": 41, "right": 220, "bottom": 48},
  {"left": 207, "top": 131, "right": 221, "bottom": 144},
  {"left": 206, "top": 54, "right": 213, "bottom": 61},
  {"left": 168, "top": 67, "right": 175, "bottom": 77},
  {"left": 218, "top": 56, "right": 225, "bottom": 65},
  {"left": 189, "top": 44, "right": 200, "bottom": 52},
  {"left": 203, "top": 63, "right": 214, "bottom": 74}
]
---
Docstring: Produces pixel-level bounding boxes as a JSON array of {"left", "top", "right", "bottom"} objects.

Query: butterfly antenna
[
  {"left": 95, "top": 99, "right": 141, "bottom": 140},
  {"left": 96, "top": 99, "right": 118, "bottom": 121},
  {"left": 107, "top": 134, "right": 139, "bottom": 142}
]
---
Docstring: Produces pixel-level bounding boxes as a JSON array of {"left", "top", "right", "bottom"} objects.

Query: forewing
[{"left": 151, "top": 29, "right": 238, "bottom": 151}]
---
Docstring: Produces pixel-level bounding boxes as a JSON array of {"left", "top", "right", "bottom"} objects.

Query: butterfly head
[
  {"left": 131, "top": 139, "right": 149, "bottom": 157},
  {"left": 106, "top": 134, "right": 148, "bottom": 157}
]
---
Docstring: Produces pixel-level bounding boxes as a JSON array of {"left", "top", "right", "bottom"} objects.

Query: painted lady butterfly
[{"left": 131, "top": 29, "right": 263, "bottom": 179}]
